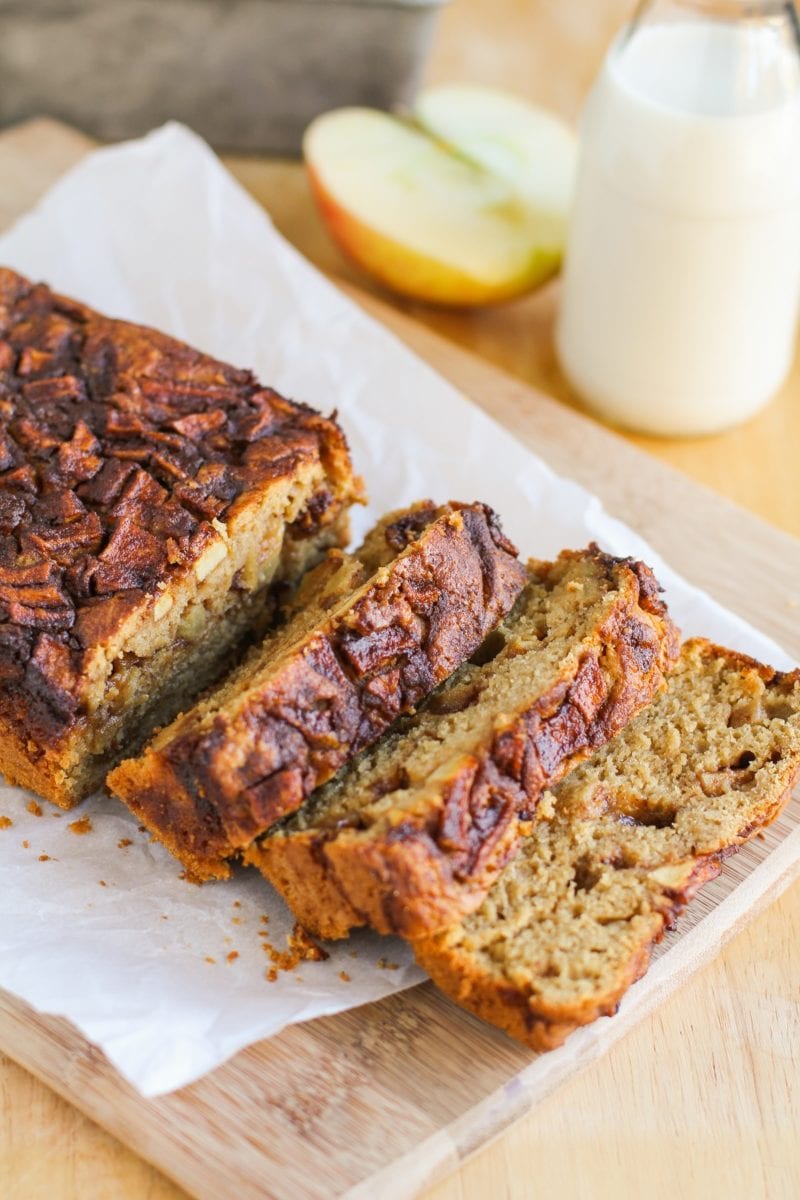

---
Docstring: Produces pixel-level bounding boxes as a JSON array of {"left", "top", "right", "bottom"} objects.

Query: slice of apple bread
[
  {"left": 249, "top": 547, "right": 680, "bottom": 937},
  {"left": 108, "top": 500, "right": 527, "bottom": 879},
  {"left": 413, "top": 639, "right": 800, "bottom": 1052}
]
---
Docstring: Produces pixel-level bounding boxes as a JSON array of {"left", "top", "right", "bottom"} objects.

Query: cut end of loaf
[{"left": 0, "top": 267, "right": 360, "bottom": 808}]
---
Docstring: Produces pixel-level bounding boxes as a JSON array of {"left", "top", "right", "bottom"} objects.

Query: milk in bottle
[{"left": 557, "top": 3, "right": 800, "bottom": 436}]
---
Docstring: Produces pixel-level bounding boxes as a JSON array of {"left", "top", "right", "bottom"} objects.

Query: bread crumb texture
[{"left": 414, "top": 639, "right": 800, "bottom": 1050}]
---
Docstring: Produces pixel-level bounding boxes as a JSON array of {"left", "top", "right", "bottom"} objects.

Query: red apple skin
[{"left": 306, "top": 164, "right": 561, "bottom": 308}]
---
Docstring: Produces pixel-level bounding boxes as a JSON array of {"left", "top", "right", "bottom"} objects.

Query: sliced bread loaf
[
  {"left": 108, "top": 500, "right": 527, "bottom": 879},
  {"left": 413, "top": 639, "right": 800, "bottom": 1051},
  {"left": 0, "top": 267, "right": 360, "bottom": 808},
  {"left": 249, "top": 547, "right": 680, "bottom": 937}
]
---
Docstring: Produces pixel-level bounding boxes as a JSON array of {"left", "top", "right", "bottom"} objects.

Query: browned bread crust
[
  {"left": 0, "top": 267, "right": 359, "bottom": 805},
  {"left": 250, "top": 547, "right": 680, "bottom": 938},
  {"left": 108, "top": 501, "right": 527, "bottom": 878},
  {"left": 413, "top": 639, "right": 800, "bottom": 1051}
]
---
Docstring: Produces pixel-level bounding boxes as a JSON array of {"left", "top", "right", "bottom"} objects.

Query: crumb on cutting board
[
  {"left": 117, "top": 837, "right": 132, "bottom": 849},
  {"left": 27, "top": 800, "right": 42, "bottom": 817},
  {"left": 0, "top": 815, "right": 12, "bottom": 829},
  {"left": 227, "top": 951, "right": 239, "bottom": 964},
  {"left": 69, "top": 816, "right": 93, "bottom": 836}
]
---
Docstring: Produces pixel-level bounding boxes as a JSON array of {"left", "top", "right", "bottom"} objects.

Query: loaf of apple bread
[
  {"left": 0, "top": 267, "right": 360, "bottom": 807},
  {"left": 249, "top": 546, "right": 680, "bottom": 938},
  {"left": 413, "top": 639, "right": 800, "bottom": 1051},
  {"left": 108, "top": 500, "right": 528, "bottom": 878}
]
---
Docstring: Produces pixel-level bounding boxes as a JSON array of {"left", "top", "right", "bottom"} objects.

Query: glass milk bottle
[{"left": 556, "top": 0, "right": 800, "bottom": 436}]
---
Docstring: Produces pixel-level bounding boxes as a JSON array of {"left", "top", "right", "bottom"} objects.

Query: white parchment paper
[{"left": 0, "top": 123, "right": 793, "bottom": 1097}]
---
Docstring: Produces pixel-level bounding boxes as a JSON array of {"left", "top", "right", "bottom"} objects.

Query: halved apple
[{"left": 304, "top": 91, "right": 577, "bottom": 307}]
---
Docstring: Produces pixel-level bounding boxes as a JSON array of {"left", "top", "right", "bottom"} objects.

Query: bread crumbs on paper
[
  {"left": 0, "top": 815, "right": 12, "bottom": 829},
  {"left": 339, "top": 971, "right": 351, "bottom": 983},
  {"left": 27, "top": 800, "right": 42, "bottom": 817},
  {"left": 231, "top": 916, "right": 242, "bottom": 925},
  {"left": 117, "top": 837, "right": 132, "bottom": 849},
  {"left": 22, "top": 839, "right": 29, "bottom": 848},
  {"left": 263, "top": 922, "right": 328, "bottom": 981},
  {"left": 377, "top": 958, "right": 399, "bottom": 971},
  {"left": 226, "top": 951, "right": 239, "bottom": 964},
  {"left": 38, "top": 853, "right": 51, "bottom": 862},
  {"left": 69, "top": 816, "right": 93, "bottom": 835},
  {"left": 205, "top": 956, "right": 216, "bottom": 965},
  {"left": 179, "top": 868, "right": 203, "bottom": 885},
  {"left": 98, "top": 880, "right": 107, "bottom": 887}
]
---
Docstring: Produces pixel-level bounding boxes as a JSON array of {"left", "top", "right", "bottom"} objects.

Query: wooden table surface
[{"left": 2, "top": 2, "right": 799, "bottom": 1198}]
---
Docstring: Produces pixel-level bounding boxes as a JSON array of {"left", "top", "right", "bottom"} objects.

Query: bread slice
[
  {"left": 249, "top": 547, "right": 680, "bottom": 938},
  {"left": 0, "top": 267, "right": 359, "bottom": 807},
  {"left": 414, "top": 639, "right": 800, "bottom": 1051},
  {"left": 108, "top": 500, "right": 527, "bottom": 879}
]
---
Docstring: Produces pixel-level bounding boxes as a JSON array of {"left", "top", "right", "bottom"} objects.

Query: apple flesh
[
  {"left": 414, "top": 84, "right": 577, "bottom": 219},
  {"left": 304, "top": 94, "right": 577, "bottom": 307}
]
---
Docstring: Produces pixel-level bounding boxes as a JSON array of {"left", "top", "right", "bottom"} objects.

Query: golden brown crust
[
  {"left": 0, "top": 266, "right": 358, "bottom": 801},
  {"left": 252, "top": 549, "right": 680, "bottom": 938},
  {"left": 252, "top": 813, "right": 524, "bottom": 941},
  {"left": 108, "top": 501, "right": 527, "bottom": 877},
  {"left": 0, "top": 713, "right": 76, "bottom": 807}
]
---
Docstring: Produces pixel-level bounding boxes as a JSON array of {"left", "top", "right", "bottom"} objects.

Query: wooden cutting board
[{"left": 1, "top": 119, "right": 799, "bottom": 1200}]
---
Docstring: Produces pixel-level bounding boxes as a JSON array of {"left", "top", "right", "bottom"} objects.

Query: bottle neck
[
  {"left": 625, "top": 0, "right": 800, "bottom": 68},
  {"left": 632, "top": 0, "right": 798, "bottom": 22}
]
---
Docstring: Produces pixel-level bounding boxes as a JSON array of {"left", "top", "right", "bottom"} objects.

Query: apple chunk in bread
[{"left": 304, "top": 103, "right": 576, "bottom": 307}]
